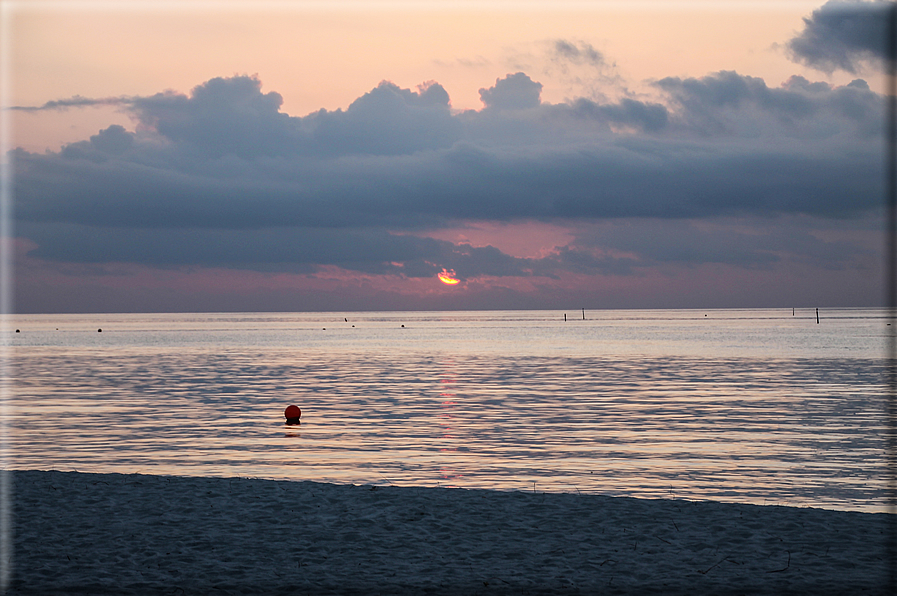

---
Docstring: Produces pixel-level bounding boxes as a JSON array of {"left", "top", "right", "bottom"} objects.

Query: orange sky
[{"left": 7, "top": 0, "right": 865, "bottom": 152}]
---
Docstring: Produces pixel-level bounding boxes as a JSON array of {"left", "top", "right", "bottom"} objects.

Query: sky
[{"left": 2, "top": 0, "right": 892, "bottom": 313}]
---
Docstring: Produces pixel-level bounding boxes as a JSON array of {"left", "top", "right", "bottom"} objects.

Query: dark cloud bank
[
  {"left": 787, "top": 0, "right": 893, "bottom": 74},
  {"left": 10, "top": 2, "right": 890, "bottom": 311}
]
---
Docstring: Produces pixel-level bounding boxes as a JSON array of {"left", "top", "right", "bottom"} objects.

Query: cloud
[
  {"left": 10, "top": 72, "right": 884, "bottom": 289},
  {"left": 567, "top": 216, "right": 876, "bottom": 271},
  {"left": 567, "top": 97, "right": 668, "bottom": 133},
  {"left": 128, "top": 76, "right": 300, "bottom": 159},
  {"left": 14, "top": 132, "right": 879, "bottom": 234},
  {"left": 8, "top": 95, "right": 132, "bottom": 111},
  {"left": 654, "top": 70, "right": 882, "bottom": 138},
  {"left": 787, "top": 0, "right": 893, "bottom": 74},
  {"left": 478, "top": 72, "right": 543, "bottom": 110},
  {"left": 539, "top": 38, "right": 625, "bottom": 103},
  {"left": 16, "top": 222, "right": 547, "bottom": 281},
  {"left": 86, "top": 125, "right": 134, "bottom": 154},
  {"left": 306, "top": 79, "right": 461, "bottom": 156},
  {"left": 551, "top": 40, "right": 607, "bottom": 68}
]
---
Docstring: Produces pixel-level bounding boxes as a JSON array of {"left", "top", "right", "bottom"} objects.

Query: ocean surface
[{"left": 5, "top": 308, "right": 892, "bottom": 512}]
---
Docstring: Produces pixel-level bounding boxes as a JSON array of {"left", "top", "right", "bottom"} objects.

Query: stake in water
[{"left": 7, "top": 308, "right": 891, "bottom": 512}]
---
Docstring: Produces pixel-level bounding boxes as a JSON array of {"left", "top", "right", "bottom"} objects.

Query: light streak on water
[{"left": 5, "top": 308, "right": 890, "bottom": 512}]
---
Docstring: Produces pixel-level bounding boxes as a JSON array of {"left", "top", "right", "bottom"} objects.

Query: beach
[{"left": 6, "top": 470, "right": 893, "bottom": 595}]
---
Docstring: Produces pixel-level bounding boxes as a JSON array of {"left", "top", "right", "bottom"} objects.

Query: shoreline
[{"left": 7, "top": 469, "right": 894, "bottom": 595}]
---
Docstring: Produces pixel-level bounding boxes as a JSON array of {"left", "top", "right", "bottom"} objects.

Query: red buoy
[{"left": 284, "top": 405, "right": 301, "bottom": 423}]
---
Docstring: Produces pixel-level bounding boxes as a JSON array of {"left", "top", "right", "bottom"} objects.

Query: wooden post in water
[
  {"left": 816, "top": 308, "right": 819, "bottom": 324},
  {"left": 582, "top": 308, "right": 585, "bottom": 320},
  {"left": 564, "top": 313, "right": 566, "bottom": 322}
]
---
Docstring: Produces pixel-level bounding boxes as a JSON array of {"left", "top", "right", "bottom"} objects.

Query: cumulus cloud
[
  {"left": 128, "top": 76, "right": 300, "bottom": 159},
  {"left": 787, "top": 0, "right": 893, "bottom": 74},
  {"left": 478, "top": 72, "right": 543, "bottom": 110},
  {"left": 306, "top": 80, "right": 461, "bottom": 156},
  {"left": 654, "top": 70, "right": 882, "bottom": 138},
  {"left": 10, "top": 71, "right": 883, "bottom": 284}
]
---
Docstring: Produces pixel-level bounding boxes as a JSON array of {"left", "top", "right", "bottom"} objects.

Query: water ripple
[{"left": 10, "top": 340, "right": 889, "bottom": 512}]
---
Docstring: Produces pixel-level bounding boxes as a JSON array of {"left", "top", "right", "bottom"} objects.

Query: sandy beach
[{"left": 5, "top": 470, "right": 893, "bottom": 595}]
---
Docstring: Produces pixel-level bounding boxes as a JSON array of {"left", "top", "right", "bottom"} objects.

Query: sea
[{"left": 4, "top": 308, "right": 893, "bottom": 512}]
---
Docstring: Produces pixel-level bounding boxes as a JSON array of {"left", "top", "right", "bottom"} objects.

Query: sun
[{"left": 437, "top": 269, "right": 461, "bottom": 285}]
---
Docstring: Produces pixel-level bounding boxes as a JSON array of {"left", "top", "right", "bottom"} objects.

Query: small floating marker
[
  {"left": 15, "top": 329, "right": 19, "bottom": 333},
  {"left": 284, "top": 405, "right": 302, "bottom": 425},
  {"left": 401, "top": 324, "right": 405, "bottom": 328},
  {"left": 98, "top": 328, "right": 102, "bottom": 332},
  {"left": 345, "top": 318, "right": 348, "bottom": 322}
]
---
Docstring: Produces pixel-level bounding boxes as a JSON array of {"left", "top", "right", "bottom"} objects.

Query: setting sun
[{"left": 437, "top": 269, "right": 461, "bottom": 285}]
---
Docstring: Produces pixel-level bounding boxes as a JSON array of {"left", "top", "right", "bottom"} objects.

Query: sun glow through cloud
[{"left": 438, "top": 269, "right": 461, "bottom": 285}]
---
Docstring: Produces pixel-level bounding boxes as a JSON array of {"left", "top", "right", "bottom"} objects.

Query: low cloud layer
[
  {"left": 9, "top": 5, "right": 888, "bottom": 312},
  {"left": 15, "top": 73, "right": 881, "bottom": 210}
]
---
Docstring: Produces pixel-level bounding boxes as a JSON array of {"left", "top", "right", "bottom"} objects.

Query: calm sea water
[{"left": 5, "top": 308, "right": 892, "bottom": 512}]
